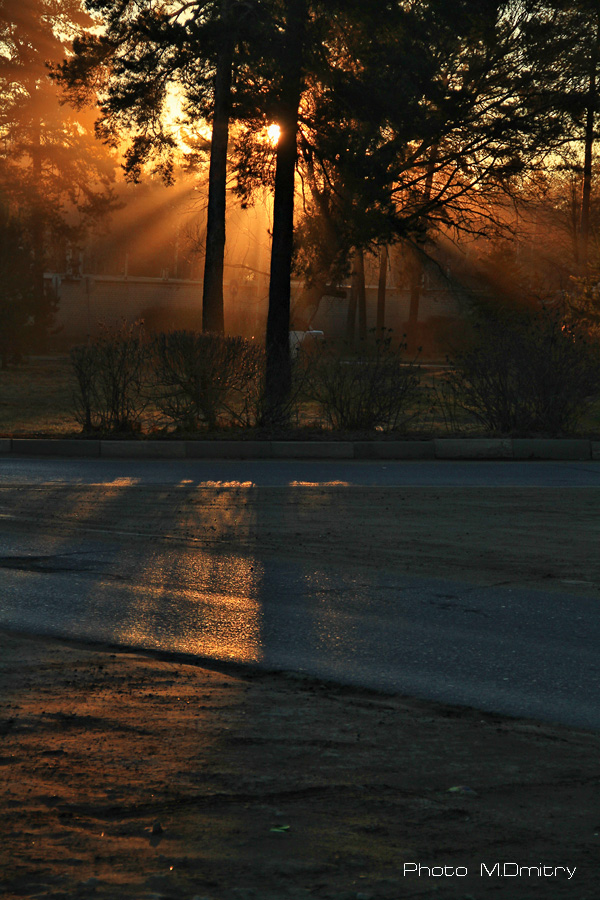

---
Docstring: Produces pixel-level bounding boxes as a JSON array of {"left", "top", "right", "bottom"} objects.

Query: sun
[{"left": 266, "top": 123, "right": 281, "bottom": 146}]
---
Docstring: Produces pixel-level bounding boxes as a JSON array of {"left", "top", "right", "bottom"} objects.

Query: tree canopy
[
  {"left": 15, "top": 0, "right": 600, "bottom": 386},
  {"left": 0, "top": 0, "right": 117, "bottom": 349}
]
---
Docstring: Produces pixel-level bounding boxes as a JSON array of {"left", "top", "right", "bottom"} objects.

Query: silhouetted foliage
[
  {"left": 55, "top": 0, "right": 273, "bottom": 333},
  {"left": 524, "top": 1, "right": 600, "bottom": 267},
  {"left": 56, "top": 0, "right": 600, "bottom": 419},
  {"left": 0, "top": 205, "right": 35, "bottom": 367},
  {"left": 284, "top": 1, "right": 569, "bottom": 334},
  {"left": 150, "top": 330, "right": 263, "bottom": 430},
  {"left": 71, "top": 321, "right": 148, "bottom": 432},
  {"left": 565, "top": 277, "right": 600, "bottom": 339},
  {"left": 305, "top": 333, "right": 422, "bottom": 432},
  {"left": 0, "top": 0, "right": 117, "bottom": 349},
  {"left": 444, "top": 307, "right": 600, "bottom": 434}
]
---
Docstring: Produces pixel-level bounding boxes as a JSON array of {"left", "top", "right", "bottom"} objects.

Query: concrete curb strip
[
  {"left": 512, "top": 438, "right": 591, "bottom": 460},
  {"left": 434, "top": 438, "right": 513, "bottom": 460},
  {"left": 271, "top": 441, "right": 354, "bottom": 459},
  {"left": 101, "top": 440, "right": 185, "bottom": 459},
  {"left": 1, "top": 437, "right": 598, "bottom": 460},
  {"left": 185, "top": 440, "right": 273, "bottom": 459},
  {"left": 9, "top": 438, "right": 101, "bottom": 457},
  {"left": 354, "top": 440, "right": 436, "bottom": 459}
]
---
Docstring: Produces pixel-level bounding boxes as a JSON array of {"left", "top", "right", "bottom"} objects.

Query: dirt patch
[{"left": 1, "top": 628, "right": 598, "bottom": 900}]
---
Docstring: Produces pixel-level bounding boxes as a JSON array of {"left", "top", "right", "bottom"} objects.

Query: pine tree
[
  {"left": 291, "top": 0, "right": 567, "bottom": 341},
  {"left": 0, "top": 0, "right": 117, "bottom": 348},
  {"left": 263, "top": 0, "right": 307, "bottom": 420},
  {"left": 524, "top": 1, "right": 600, "bottom": 269},
  {"left": 0, "top": 202, "right": 34, "bottom": 366},
  {"left": 56, "top": 0, "right": 271, "bottom": 333}
]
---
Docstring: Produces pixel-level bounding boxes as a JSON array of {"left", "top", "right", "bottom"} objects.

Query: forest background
[{"left": 3, "top": 0, "right": 600, "bottom": 429}]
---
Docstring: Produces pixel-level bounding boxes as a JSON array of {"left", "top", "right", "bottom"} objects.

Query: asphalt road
[
  {"left": 1, "top": 457, "right": 599, "bottom": 730},
  {"left": 1, "top": 455, "right": 600, "bottom": 485}
]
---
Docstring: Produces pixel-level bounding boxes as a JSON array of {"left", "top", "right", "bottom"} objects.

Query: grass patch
[{"left": 0, "top": 356, "right": 79, "bottom": 436}]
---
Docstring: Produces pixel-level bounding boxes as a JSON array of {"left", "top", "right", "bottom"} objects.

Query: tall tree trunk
[
  {"left": 579, "top": 17, "right": 599, "bottom": 271},
  {"left": 346, "top": 249, "right": 366, "bottom": 344},
  {"left": 571, "top": 174, "right": 580, "bottom": 265},
  {"left": 202, "top": 2, "right": 233, "bottom": 334},
  {"left": 345, "top": 264, "right": 358, "bottom": 343},
  {"left": 406, "top": 145, "right": 438, "bottom": 354},
  {"left": 30, "top": 122, "right": 46, "bottom": 353},
  {"left": 406, "top": 246, "right": 422, "bottom": 355},
  {"left": 264, "top": 0, "right": 307, "bottom": 422},
  {"left": 355, "top": 247, "right": 367, "bottom": 342},
  {"left": 294, "top": 159, "right": 344, "bottom": 327},
  {"left": 376, "top": 245, "right": 388, "bottom": 335}
]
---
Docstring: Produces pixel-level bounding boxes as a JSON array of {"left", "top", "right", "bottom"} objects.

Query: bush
[
  {"left": 443, "top": 308, "right": 600, "bottom": 434},
  {"left": 150, "top": 330, "right": 264, "bottom": 430},
  {"left": 564, "top": 278, "right": 600, "bottom": 342},
  {"left": 71, "top": 322, "right": 148, "bottom": 433},
  {"left": 305, "top": 333, "right": 422, "bottom": 432}
]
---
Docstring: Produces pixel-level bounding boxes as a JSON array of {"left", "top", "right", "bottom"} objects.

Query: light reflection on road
[
  {"left": 104, "top": 477, "right": 142, "bottom": 487},
  {"left": 108, "top": 542, "right": 266, "bottom": 664},
  {"left": 2, "top": 466, "right": 600, "bottom": 729},
  {"left": 289, "top": 481, "right": 350, "bottom": 487},
  {"left": 194, "top": 481, "right": 255, "bottom": 488}
]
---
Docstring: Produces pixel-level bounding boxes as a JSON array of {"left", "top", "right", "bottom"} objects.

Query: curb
[{"left": 1, "top": 437, "right": 599, "bottom": 461}]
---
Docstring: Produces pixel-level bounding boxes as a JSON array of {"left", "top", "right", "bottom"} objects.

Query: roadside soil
[
  {"left": 1, "top": 628, "right": 599, "bottom": 900},
  {"left": 1, "top": 481, "right": 599, "bottom": 899}
]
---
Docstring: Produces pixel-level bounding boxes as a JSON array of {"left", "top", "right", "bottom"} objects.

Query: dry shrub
[
  {"left": 71, "top": 322, "right": 148, "bottom": 433},
  {"left": 564, "top": 278, "right": 600, "bottom": 342},
  {"left": 150, "top": 331, "right": 264, "bottom": 430},
  {"left": 444, "top": 307, "right": 600, "bottom": 434},
  {"left": 306, "top": 334, "right": 422, "bottom": 432}
]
